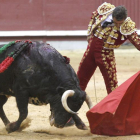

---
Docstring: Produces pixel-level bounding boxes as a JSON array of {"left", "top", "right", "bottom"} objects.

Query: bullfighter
[{"left": 77, "top": 2, "right": 140, "bottom": 94}]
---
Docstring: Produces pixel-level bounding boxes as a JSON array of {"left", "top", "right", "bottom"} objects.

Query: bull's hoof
[
  {"left": 6, "top": 122, "right": 19, "bottom": 133},
  {"left": 65, "top": 118, "right": 75, "bottom": 127},
  {"left": 76, "top": 123, "right": 88, "bottom": 130}
]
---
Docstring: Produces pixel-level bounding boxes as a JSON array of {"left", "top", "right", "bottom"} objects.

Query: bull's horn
[
  {"left": 61, "top": 90, "right": 77, "bottom": 114},
  {"left": 85, "top": 94, "right": 93, "bottom": 109}
]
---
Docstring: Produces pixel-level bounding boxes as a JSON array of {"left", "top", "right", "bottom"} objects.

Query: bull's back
[{"left": 0, "top": 41, "right": 78, "bottom": 96}]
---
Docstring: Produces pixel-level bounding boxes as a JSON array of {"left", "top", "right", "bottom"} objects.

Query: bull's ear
[{"left": 56, "top": 87, "right": 65, "bottom": 96}]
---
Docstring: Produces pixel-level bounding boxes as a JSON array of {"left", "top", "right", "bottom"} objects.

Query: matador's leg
[
  {"left": 77, "top": 37, "right": 97, "bottom": 91},
  {"left": 97, "top": 48, "right": 118, "bottom": 94}
]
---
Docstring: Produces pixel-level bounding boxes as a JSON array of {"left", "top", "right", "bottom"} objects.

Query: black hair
[{"left": 112, "top": 6, "right": 127, "bottom": 21}]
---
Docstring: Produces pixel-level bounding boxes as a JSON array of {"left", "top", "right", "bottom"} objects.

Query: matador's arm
[
  {"left": 127, "top": 31, "right": 140, "bottom": 51},
  {"left": 87, "top": 11, "right": 98, "bottom": 41}
]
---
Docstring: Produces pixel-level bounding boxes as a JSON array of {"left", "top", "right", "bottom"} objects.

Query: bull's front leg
[
  {"left": 0, "top": 95, "right": 10, "bottom": 125},
  {"left": 72, "top": 114, "right": 88, "bottom": 130},
  {"left": 6, "top": 90, "right": 29, "bottom": 133}
]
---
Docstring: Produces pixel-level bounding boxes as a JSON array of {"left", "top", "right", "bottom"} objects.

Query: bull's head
[
  {"left": 39, "top": 46, "right": 93, "bottom": 129},
  {"left": 49, "top": 89, "right": 93, "bottom": 130},
  {"left": 61, "top": 90, "right": 93, "bottom": 114}
]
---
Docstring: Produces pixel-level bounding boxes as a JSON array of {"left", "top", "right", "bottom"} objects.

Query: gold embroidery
[
  {"left": 104, "top": 43, "right": 120, "bottom": 49},
  {"left": 101, "top": 49, "right": 118, "bottom": 92},
  {"left": 98, "top": 34, "right": 103, "bottom": 39},
  {"left": 111, "top": 32, "right": 118, "bottom": 38},
  {"left": 121, "top": 35, "right": 125, "bottom": 40},
  {"left": 110, "top": 31, "right": 114, "bottom": 37},
  {"left": 106, "top": 36, "right": 115, "bottom": 44},
  {"left": 97, "top": 2, "right": 115, "bottom": 15},
  {"left": 120, "top": 17, "right": 136, "bottom": 35},
  {"left": 113, "top": 26, "right": 118, "bottom": 32},
  {"left": 94, "top": 26, "right": 111, "bottom": 39},
  {"left": 88, "top": 3, "right": 115, "bottom": 35}
]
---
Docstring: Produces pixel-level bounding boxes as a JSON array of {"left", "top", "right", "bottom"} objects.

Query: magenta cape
[{"left": 86, "top": 71, "right": 140, "bottom": 136}]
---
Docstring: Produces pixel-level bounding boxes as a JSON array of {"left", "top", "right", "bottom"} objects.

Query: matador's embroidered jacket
[{"left": 87, "top": 2, "right": 140, "bottom": 50}]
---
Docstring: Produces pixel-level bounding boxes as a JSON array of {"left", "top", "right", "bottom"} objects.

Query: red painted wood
[{"left": 0, "top": 0, "right": 139, "bottom": 31}]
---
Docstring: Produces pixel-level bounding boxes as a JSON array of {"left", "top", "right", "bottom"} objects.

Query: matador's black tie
[{"left": 102, "top": 20, "right": 113, "bottom": 28}]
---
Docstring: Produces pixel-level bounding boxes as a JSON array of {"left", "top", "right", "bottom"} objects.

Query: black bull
[{"left": 0, "top": 41, "right": 92, "bottom": 133}]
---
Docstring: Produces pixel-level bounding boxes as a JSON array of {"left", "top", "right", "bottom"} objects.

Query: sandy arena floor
[{"left": 0, "top": 47, "right": 140, "bottom": 140}]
